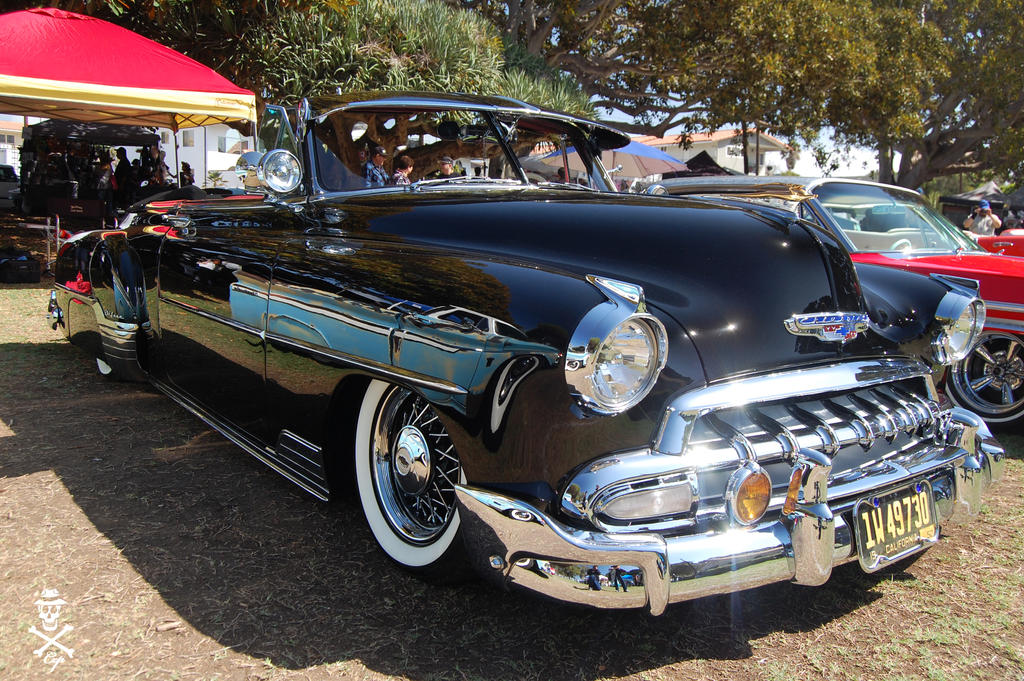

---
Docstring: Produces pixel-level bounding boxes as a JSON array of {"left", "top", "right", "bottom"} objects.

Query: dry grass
[{"left": 1, "top": 227, "right": 1022, "bottom": 680}]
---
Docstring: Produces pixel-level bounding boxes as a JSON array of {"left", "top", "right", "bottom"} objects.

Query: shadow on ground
[{"left": 1, "top": 338, "right": 907, "bottom": 681}]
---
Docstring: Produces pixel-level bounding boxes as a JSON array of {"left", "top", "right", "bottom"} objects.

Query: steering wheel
[{"left": 890, "top": 238, "right": 912, "bottom": 250}]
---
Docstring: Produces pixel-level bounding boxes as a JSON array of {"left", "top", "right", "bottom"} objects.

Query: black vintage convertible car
[{"left": 48, "top": 92, "right": 1003, "bottom": 615}]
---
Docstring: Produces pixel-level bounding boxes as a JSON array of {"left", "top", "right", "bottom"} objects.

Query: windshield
[
  {"left": 310, "top": 107, "right": 611, "bottom": 193},
  {"left": 813, "top": 182, "right": 984, "bottom": 254}
]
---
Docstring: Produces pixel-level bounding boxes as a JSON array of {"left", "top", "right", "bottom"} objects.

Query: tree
[
  {"left": 828, "top": 0, "right": 1024, "bottom": 188},
  {"left": 448, "top": 0, "right": 924, "bottom": 142},
  {"left": 246, "top": 0, "right": 590, "bottom": 114}
]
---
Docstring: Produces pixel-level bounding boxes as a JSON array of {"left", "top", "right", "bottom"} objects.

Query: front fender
[
  {"left": 91, "top": 232, "right": 148, "bottom": 325},
  {"left": 52, "top": 229, "right": 150, "bottom": 381}
]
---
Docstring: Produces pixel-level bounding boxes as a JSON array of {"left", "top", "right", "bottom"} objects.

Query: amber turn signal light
[
  {"left": 782, "top": 466, "right": 804, "bottom": 515},
  {"left": 727, "top": 464, "right": 773, "bottom": 526}
]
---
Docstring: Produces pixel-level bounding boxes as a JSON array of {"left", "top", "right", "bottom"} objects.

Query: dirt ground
[{"left": 1, "top": 218, "right": 1022, "bottom": 681}]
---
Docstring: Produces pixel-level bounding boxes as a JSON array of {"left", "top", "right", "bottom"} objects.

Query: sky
[{"left": 790, "top": 143, "right": 881, "bottom": 178}]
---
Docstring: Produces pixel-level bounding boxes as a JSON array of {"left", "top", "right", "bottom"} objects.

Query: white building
[
  {"left": 160, "top": 124, "right": 254, "bottom": 189},
  {"left": 0, "top": 119, "right": 24, "bottom": 168},
  {"left": 634, "top": 129, "right": 792, "bottom": 175}
]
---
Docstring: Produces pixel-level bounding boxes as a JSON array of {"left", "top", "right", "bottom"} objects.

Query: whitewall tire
[{"left": 354, "top": 380, "right": 467, "bottom": 573}]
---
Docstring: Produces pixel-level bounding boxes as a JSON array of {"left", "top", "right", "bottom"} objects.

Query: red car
[
  {"left": 976, "top": 229, "right": 1024, "bottom": 258},
  {"left": 661, "top": 176, "right": 1024, "bottom": 423}
]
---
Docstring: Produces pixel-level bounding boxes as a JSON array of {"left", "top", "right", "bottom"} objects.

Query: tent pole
[{"left": 174, "top": 132, "right": 181, "bottom": 187}]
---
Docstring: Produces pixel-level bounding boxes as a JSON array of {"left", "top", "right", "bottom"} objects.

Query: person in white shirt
[{"left": 963, "top": 199, "right": 1002, "bottom": 236}]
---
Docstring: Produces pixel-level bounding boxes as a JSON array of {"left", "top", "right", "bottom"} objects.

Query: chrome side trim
[
  {"left": 985, "top": 299, "right": 1024, "bottom": 314},
  {"left": 276, "top": 429, "right": 327, "bottom": 489},
  {"left": 266, "top": 332, "right": 468, "bottom": 395},
  {"left": 982, "top": 316, "right": 1024, "bottom": 334},
  {"left": 151, "top": 377, "right": 330, "bottom": 500},
  {"left": 160, "top": 295, "right": 264, "bottom": 338}
]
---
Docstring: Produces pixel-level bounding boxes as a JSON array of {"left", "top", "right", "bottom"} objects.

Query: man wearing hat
[
  {"left": 364, "top": 145, "right": 390, "bottom": 187},
  {"left": 426, "top": 155, "right": 464, "bottom": 180},
  {"left": 963, "top": 199, "right": 1002, "bottom": 236}
]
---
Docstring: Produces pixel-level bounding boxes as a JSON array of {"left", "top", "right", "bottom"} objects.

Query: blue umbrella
[{"left": 538, "top": 140, "right": 688, "bottom": 178}]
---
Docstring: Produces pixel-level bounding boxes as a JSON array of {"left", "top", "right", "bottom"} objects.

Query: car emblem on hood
[{"left": 784, "top": 312, "right": 870, "bottom": 343}]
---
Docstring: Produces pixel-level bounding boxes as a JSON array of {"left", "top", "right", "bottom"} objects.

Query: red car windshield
[{"left": 813, "top": 182, "right": 984, "bottom": 254}]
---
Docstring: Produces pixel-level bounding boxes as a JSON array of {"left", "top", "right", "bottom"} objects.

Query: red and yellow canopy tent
[{"left": 0, "top": 7, "right": 256, "bottom": 130}]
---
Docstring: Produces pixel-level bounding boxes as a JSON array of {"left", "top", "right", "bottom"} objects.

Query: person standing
[
  {"left": 426, "top": 155, "right": 462, "bottom": 179},
  {"left": 93, "top": 151, "right": 115, "bottom": 221},
  {"left": 180, "top": 162, "right": 195, "bottom": 186},
  {"left": 963, "top": 199, "right": 1002, "bottom": 236},
  {"left": 586, "top": 565, "right": 602, "bottom": 591},
  {"left": 113, "top": 147, "right": 134, "bottom": 208},
  {"left": 610, "top": 565, "right": 628, "bottom": 592},
  {"left": 364, "top": 145, "right": 389, "bottom": 187},
  {"left": 392, "top": 155, "right": 414, "bottom": 185}
]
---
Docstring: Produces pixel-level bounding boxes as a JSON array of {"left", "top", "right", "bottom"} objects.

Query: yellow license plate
[{"left": 854, "top": 480, "right": 938, "bottom": 572}]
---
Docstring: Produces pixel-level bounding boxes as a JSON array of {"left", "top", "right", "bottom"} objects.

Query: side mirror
[
  {"left": 235, "top": 150, "right": 264, "bottom": 192},
  {"left": 644, "top": 184, "right": 668, "bottom": 196}
]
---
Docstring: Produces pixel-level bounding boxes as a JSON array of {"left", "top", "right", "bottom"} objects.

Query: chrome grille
[
  {"left": 683, "top": 376, "right": 945, "bottom": 514},
  {"left": 563, "top": 359, "right": 954, "bottom": 534}
]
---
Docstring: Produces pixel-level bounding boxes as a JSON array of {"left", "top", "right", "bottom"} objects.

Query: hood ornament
[{"left": 784, "top": 312, "right": 869, "bottom": 343}]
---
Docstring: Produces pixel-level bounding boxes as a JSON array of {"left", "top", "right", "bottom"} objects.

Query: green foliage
[
  {"left": 832, "top": 0, "right": 1024, "bottom": 187},
  {"left": 252, "top": 1, "right": 504, "bottom": 100},
  {"left": 246, "top": 0, "right": 590, "bottom": 114},
  {"left": 497, "top": 70, "right": 593, "bottom": 116},
  {"left": 460, "top": 0, "right": 920, "bottom": 142},
  {"left": 45, "top": 0, "right": 592, "bottom": 114},
  {"left": 462, "top": 0, "right": 1024, "bottom": 184}
]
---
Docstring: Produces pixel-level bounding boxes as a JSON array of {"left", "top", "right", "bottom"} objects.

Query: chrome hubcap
[
  {"left": 950, "top": 332, "right": 1024, "bottom": 417},
  {"left": 393, "top": 426, "right": 431, "bottom": 495},
  {"left": 371, "top": 387, "right": 461, "bottom": 544}
]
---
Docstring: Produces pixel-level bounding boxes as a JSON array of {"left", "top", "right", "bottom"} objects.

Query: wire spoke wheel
[
  {"left": 948, "top": 332, "right": 1024, "bottom": 422},
  {"left": 371, "top": 385, "right": 461, "bottom": 544},
  {"left": 354, "top": 380, "right": 468, "bottom": 573}
]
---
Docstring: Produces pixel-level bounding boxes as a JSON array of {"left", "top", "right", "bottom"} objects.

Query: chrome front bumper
[{"left": 456, "top": 408, "right": 1004, "bottom": 615}]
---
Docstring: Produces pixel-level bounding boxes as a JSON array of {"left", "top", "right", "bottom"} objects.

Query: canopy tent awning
[
  {"left": 660, "top": 150, "right": 737, "bottom": 178},
  {"left": 24, "top": 119, "right": 159, "bottom": 146},
  {"left": 1006, "top": 186, "right": 1024, "bottom": 210},
  {"left": 0, "top": 8, "right": 256, "bottom": 130},
  {"left": 939, "top": 180, "right": 1010, "bottom": 210}
]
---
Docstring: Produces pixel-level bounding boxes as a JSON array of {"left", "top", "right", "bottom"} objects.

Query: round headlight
[
  {"left": 946, "top": 300, "right": 984, "bottom": 359},
  {"left": 565, "top": 277, "right": 668, "bottom": 415},
  {"left": 592, "top": 318, "right": 662, "bottom": 407},
  {"left": 257, "top": 149, "right": 303, "bottom": 194},
  {"left": 933, "top": 294, "right": 986, "bottom": 363},
  {"left": 567, "top": 314, "right": 667, "bottom": 414}
]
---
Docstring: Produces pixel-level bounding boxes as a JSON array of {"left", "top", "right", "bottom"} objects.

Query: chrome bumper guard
[{"left": 455, "top": 408, "right": 1004, "bottom": 615}]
